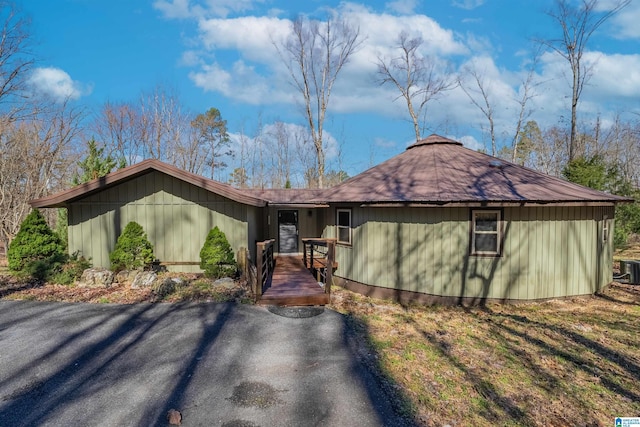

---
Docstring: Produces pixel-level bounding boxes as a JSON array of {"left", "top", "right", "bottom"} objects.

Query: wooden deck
[{"left": 258, "top": 256, "right": 330, "bottom": 306}]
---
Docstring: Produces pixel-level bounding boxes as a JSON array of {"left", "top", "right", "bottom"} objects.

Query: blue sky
[{"left": 22, "top": 0, "right": 640, "bottom": 177}]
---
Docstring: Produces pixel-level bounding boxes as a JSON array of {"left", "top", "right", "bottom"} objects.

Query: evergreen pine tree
[
  {"left": 109, "top": 222, "right": 155, "bottom": 271},
  {"left": 8, "top": 209, "right": 65, "bottom": 278},
  {"left": 199, "top": 226, "right": 236, "bottom": 278}
]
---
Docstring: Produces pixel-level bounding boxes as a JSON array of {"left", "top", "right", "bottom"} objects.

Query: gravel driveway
[{"left": 0, "top": 301, "right": 409, "bottom": 426}]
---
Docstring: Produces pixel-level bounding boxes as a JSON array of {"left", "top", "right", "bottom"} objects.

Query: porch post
[
  {"left": 325, "top": 239, "right": 336, "bottom": 295},
  {"left": 256, "top": 241, "right": 264, "bottom": 301}
]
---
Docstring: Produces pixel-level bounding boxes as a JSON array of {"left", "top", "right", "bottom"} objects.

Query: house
[{"left": 31, "top": 134, "right": 629, "bottom": 304}]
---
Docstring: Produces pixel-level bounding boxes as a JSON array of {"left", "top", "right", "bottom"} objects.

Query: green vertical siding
[
  {"left": 329, "top": 205, "right": 615, "bottom": 301},
  {"left": 247, "top": 206, "right": 263, "bottom": 262},
  {"left": 68, "top": 171, "right": 249, "bottom": 272}
]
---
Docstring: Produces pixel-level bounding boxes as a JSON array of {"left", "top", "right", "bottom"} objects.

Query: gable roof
[
  {"left": 30, "top": 159, "right": 267, "bottom": 208},
  {"left": 321, "top": 134, "right": 629, "bottom": 206}
]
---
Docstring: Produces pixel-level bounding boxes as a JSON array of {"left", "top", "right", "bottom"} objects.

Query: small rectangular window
[
  {"left": 471, "top": 210, "right": 501, "bottom": 255},
  {"left": 603, "top": 216, "right": 610, "bottom": 243},
  {"left": 336, "top": 209, "right": 352, "bottom": 245}
]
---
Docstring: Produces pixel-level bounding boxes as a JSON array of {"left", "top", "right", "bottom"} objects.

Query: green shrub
[
  {"left": 50, "top": 252, "right": 92, "bottom": 285},
  {"left": 199, "top": 226, "right": 237, "bottom": 278},
  {"left": 8, "top": 209, "right": 66, "bottom": 279},
  {"left": 109, "top": 222, "right": 155, "bottom": 271}
]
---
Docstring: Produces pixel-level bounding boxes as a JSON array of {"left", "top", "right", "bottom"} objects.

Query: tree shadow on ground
[
  {"left": 0, "top": 302, "right": 175, "bottom": 426},
  {"left": 405, "top": 314, "right": 534, "bottom": 426},
  {"left": 339, "top": 311, "right": 418, "bottom": 426},
  {"left": 0, "top": 299, "right": 414, "bottom": 426}
]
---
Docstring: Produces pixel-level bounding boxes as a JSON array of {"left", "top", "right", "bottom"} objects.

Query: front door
[{"left": 278, "top": 210, "right": 299, "bottom": 253}]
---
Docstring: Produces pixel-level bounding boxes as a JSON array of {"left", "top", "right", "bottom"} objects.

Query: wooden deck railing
[
  {"left": 255, "top": 239, "right": 275, "bottom": 300},
  {"left": 302, "top": 238, "right": 336, "bottom": 294}
]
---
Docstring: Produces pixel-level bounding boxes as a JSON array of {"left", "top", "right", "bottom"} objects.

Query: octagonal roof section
[{"left": 320, "top": 134, "right": 631, "bottom": 206}]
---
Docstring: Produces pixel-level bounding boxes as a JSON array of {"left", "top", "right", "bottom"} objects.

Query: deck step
[
  {"left": 258, "top": 256, "right": 330, "bottom": 306},
  {"left": 257, "top": 293, "right": 330, "bottom": 306}
]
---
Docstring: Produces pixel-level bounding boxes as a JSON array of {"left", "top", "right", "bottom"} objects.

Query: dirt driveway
[{"left": 0, "top": 301, "right": 408, "bottom": 426}]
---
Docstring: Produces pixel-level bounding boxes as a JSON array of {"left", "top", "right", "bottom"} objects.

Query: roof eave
[
  {"left": 30, "top": 159, "right": 267, "bottom": 209},
  {"left": 355, "top": 199, "right": 627, "bottom": 208}
]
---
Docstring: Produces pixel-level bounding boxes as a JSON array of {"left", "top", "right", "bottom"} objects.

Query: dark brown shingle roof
[
  {"left": 243, "top": 188, "right": 325, "bottom": 205},
  {"left": 30, "top": 159, "right": 267, "bottom": 208},
  {"left": 31, "top": 135, "right": 629, "bottom": 209},
  {"left": 320, "top": 134, "right": 629, "bottom": 205}
]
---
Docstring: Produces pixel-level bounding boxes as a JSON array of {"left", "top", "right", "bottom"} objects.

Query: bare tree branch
[
  {"left": 376, "top": 31, "right": 456, "bottom": 142},
  {"left": 275, "top": 15, "right": 361, "bottom": 188},
  {"left": 539, "top": 0, "right": 630, "bottom": 161},
  {"left": 0, "top": 2, "right": 33, "bottom": 120}
]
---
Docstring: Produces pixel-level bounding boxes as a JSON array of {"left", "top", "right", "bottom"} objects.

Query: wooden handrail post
[
  {"left": 255, "top": 239, "right": 276, "bottom": 302},
  {"left": 256, "top": 241, "right": 264, "bottom": 301},
  {"left": 326, "top": 239, "right": 335, "bottom": 295},
  {"left": 303, "top": 241, "right": 307, "bottom": 268}
]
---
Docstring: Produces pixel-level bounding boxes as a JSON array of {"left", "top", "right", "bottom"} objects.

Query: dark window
[
  {"left": 472, "top": 210, "right": 501, "bottom": 255},
  {"left": 336, "top": 209, "right": 352, "bottom": 245}
]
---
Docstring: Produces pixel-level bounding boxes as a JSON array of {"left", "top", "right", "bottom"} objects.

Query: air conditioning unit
[{"left": 619, "top": 260, "right": 640, "bottom": 285}]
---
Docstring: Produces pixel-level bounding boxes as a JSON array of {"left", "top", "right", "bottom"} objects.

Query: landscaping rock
[
  {"left": 131, "top": 271, "right": 158, "bottom": 289},
  {"left": 77, "top": 268, "right": 114, "bottom": 288},
  {"left": 213, "top": 277, "right": 236, "bottom": 289},
  {"left": 115, "top": 270, "right": 138, "bottom": 285},
  {"left": 153, "top": 277, "right": 184, "bottom": 298}
]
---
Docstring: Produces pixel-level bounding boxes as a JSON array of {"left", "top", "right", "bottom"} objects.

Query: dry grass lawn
[
  {"left": 0, "top": 273, "right": 250, "bottom": 304},
  {"left": 329, "top": 283, "right": 640, "bottom": 426}
]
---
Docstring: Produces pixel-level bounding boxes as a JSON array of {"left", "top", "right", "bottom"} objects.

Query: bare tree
[
  {"left": 461, "top": 51, "right": 541, "bottom": 158},
  {"left": 92, "top": 101, "right": 140, "bottom": 165},
  {"left": 137, "top": 85, "right": 190, "bottom": 166},
  {"left": 510, "top": 52, "right": 541, "bottom": 163},
  {"left": 0, "top": 2, "right": 33, "bottom": 119},
  {"left": 94, "top": 86, "right": 218, "bottom": 175},
  {"left": 265, "top": 121, "right": 293, "bottom": 188},
  {"left": 295, "top": 129, "right": 318, "bottom": 188},
  {"left": 277, "top": 15, "right": 361, "bottom": 188},
  {"left": 534, "top": 125, "right": 570, "bottom": 176},
  {"left": 377, "top": 31, "right": 456, "bottom": 142},
  {"left": 0, "top": 100, "right": 82, "bottom": 251},
  {"left": 459, "top": 64, "right": 497, "bottom": 155},
  {"left": 602, "top": 115, "right": 640, "bottom": 187},
  {"left": 541, "top": 0, "right": 630, "bottom": 161},
  {"left": 191, "top": 107, "right": 231, "bottom": 179},
  {"left": 249, "top": 115, "right": 267, "bottom": 189}
]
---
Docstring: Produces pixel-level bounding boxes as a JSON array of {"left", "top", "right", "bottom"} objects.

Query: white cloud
[
  {"left": 186, "top": 3, "right": 467, "bottom": 112},
  {"left": 203, "top": 0, "right": 261, "bottom": 18},
  {"left": 599, "top": 0, "right": 640, "bottom": 39},
  {"left": 374, "top": 137, "right": 398, "bottom": 148},
  {"left": 153, "top": 0, "right": 263, "bottom": 19},
  {"left": 28, "top": 67, "right": 90, "bottom": 101},
  {"left": 153, "top": 0, "right": 193, "bottom": 19},
  {"left": 457, "top": 134, "right": 483, "bottom": 150},
  {"left": 584, "top": 52, "right": 640, "bottom": 99},
  {"left": 385, "top": 0, "right": 418, "bottom": 15},
  {"left": 190, "top": 60, "right": 292, "bottom": 105},
  {"left": 164, "top": 0, "right": 640, "bottom": 149},
  {"left": 179, "top": 50, "right": 202, "bottom": 67},
  {"left": 197, "top": 15, "right": 290, "bottom": 62},
  {"left": 451, "top": 0, "right": 485, "bottom": 10}
]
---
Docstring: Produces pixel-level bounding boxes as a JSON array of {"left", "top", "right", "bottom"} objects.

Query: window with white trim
[
  {"left": 471, "top": 210, "right": 501, "bottom": 255},
  {"left": 336, "top": 209, "right": 352, "bottom": 245}
]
